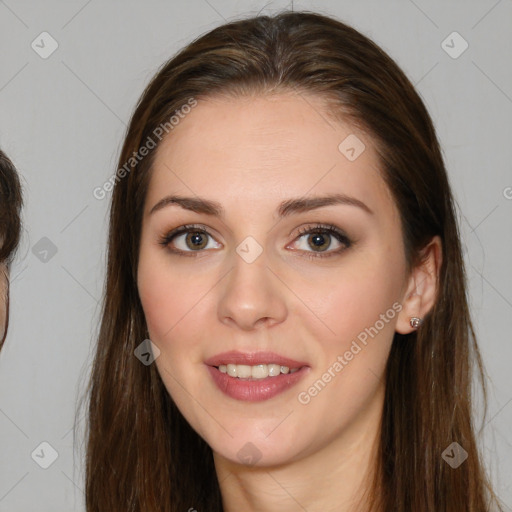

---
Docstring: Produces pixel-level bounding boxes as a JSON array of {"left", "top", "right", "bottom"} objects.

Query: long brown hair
[{"left": 82, "top": 10, "right": 504, "bottom": 511}]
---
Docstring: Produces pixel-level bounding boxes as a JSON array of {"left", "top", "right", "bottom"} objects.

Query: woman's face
[{"left": 137, "top": 91, "right": 411, "bottom": 467}]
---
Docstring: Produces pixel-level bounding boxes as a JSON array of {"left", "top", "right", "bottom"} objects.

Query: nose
[{"left": 217, "top": 247, "right": 287, "bottom": 331}]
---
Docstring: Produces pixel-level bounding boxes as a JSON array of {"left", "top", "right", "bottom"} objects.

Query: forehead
[{"left": 147, "top": 92, "right": 396, "bottom": 219}]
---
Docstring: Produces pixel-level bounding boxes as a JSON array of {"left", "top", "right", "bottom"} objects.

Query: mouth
[{"left": 204, "top": 351, "right": 310, "bottom": 401}]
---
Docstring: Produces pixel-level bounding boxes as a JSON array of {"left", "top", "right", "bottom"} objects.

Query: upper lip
[{"left": 204, "top": 351, "right": 308, "bottom": 369}]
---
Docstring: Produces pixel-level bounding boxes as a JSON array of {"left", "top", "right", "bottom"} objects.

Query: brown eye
[
  {"left": 306, "top": 232, "right": 331, "bottom": 251},
  {"left": 184, "top": 231, "right": 208, "bottom": 250},
  {"left": 159, "top": 224, "right": 221, "bottom": 255},
  {"left": 291, "top": 224, "right": 352, "bottom": 259}
]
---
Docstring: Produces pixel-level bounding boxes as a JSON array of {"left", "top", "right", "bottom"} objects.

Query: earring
[{"left": 410, "top": 317, "right": 423, "bottom": 329}]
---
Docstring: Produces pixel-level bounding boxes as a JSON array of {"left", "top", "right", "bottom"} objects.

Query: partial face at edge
[
  {"left": 0, "top": 262, "right": 8, "bottom": 344},
  {"left": 136, "top": 91, "right": 411, "bottom": 467}
]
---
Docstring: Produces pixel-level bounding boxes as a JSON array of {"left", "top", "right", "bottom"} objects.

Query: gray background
[{"left": 0, "top": 0, "right": 511, "bottom": 510}]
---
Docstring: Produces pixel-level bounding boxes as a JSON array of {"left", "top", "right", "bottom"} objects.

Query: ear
[{"left": 395, "top": 235, "right": 443, "bottom": 334}]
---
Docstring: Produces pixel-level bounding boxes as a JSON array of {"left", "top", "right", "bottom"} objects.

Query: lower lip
[{"left": 206, "top": 365, "right": 309, "bottom": 402}]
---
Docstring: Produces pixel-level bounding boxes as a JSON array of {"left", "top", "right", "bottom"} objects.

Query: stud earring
[{"left": 410, "top": 317, "right": 423, "bottom": 329}]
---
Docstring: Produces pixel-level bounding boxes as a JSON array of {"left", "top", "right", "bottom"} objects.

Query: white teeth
[
  {"left": 268, "top": 364, "right": 281, "bottom": 376},
  {"left": 216, "top": 363, "right": 300, "bottom": 379},
  {"left": 252, "top": 364, "right": 268, "bottom": 379},
  {"left": 237, "top": 365, "right": 252, "bottom": 378}
]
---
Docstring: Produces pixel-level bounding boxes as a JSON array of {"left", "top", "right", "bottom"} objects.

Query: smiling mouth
[
  {"left": 205, "top": 352, "right": 310, "bottom": 401},
  {"left": 215, "top": 363, "right": 302, "bottom": 380}
]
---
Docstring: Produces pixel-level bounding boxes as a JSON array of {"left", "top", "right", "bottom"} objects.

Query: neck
[{"left": 214, "top": 384, "right": 385, "bottom": 512}]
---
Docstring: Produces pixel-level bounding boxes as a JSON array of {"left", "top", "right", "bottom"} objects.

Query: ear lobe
[{"left": 395, "top": 236, "right": 443, "bottom": 335}]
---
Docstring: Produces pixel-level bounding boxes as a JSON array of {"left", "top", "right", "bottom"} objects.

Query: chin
[{"left": 206, "top": 424, "right": 305, "bottom": 468}]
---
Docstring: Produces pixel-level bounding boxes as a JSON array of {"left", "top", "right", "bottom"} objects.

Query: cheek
[
  {"left": 302, "top": 246, "right": 403, "bottom": 397},
  {"left": 291, "top": 261, "right": 400, "bottom": 441},
  {"left": 137, "top": 247, "right": 218, "bottom": 433},
  {"left": 296, "top": 246, "right": 404, "bottom": 349},
  {"left": 137, "top": 247, "right": 209, "bottom": 356}
]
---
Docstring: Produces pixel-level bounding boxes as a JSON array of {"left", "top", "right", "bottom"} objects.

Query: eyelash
[{"left": 158, "top": 223, "right": 352, "bottom": 259}]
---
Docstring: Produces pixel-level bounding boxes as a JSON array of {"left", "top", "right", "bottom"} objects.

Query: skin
[
  {"left": 0, "top": 262, "right": 8, "bottom": 344},
  {"left": 137, "top": 91, "right": 442, "bottom": 511}
]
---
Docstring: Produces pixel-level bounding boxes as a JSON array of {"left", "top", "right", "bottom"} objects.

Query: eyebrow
[{"left": 149, "top": 193, "right": 373, "bottom": 217}]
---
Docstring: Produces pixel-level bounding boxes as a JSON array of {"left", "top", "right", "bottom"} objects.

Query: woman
[
  {"left": 84, "top": 10, "right": 505, "bottom": 511},
  {"left": 0, "top": 149, "right": 23, "bottom": 349}
]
